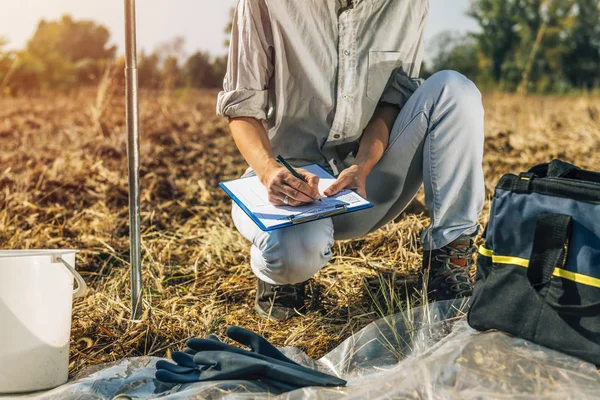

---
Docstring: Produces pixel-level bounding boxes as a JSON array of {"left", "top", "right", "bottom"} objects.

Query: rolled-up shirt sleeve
[
  {"left": 216, "top": 0, "right": 274, "bottom": 120},
  {"left": 379, "top": 8, "right": 427, "bottom": 109},
  {"left": 379, "top": 71, "right": 423, "bottom": 109}
]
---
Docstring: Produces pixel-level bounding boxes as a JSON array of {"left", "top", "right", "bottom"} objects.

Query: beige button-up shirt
[{"left": 217, "top": 0, "right": 429, "bottom": 175}]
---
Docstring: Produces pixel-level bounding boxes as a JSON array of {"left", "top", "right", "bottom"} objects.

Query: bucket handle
[{"left": 52, "top": 255, "right": 88, "bottom": 298}]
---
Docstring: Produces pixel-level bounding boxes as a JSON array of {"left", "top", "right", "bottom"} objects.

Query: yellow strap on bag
[{"left": 478, "top": 246, "right": 600, "bottom": 289}]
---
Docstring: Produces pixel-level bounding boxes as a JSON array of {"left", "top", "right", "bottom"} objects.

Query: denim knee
[
  {"left": 428, "top": 70, "right": 481, "bottom": 99},
  {"left": 253, "top": 219, "right": 334, "bottom": 285},
  {"left": 428, "top": 70, "right": 484, "bottom": 139}
]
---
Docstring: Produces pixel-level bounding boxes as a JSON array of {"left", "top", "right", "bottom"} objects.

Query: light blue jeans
[{"left": 232, "top": 71, "right": 485, "bottom": 285}]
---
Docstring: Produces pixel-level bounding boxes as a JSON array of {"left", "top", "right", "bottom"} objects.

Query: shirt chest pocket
[{"left": 366, "top": 51, "right": 407, "bottom": 102}]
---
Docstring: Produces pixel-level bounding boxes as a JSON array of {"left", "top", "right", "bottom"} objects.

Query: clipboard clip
[{"left": 288, "top": 204, "right": 347, "bottom": 225}]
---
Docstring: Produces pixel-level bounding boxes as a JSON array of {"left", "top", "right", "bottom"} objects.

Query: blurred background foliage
[
  {"left": 0, "top": 14, "right": 228, "bottom": 95},
  {"left": 0, "top": 0, "right": 598, "bottom": 95},
  {"left": 426, "top": 0, "right": 600, "bottom": 93}
]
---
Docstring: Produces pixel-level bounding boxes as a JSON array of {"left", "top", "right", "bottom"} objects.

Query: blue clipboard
[{"left": 219, "top": 164, "right": 374, "bottom": 232}]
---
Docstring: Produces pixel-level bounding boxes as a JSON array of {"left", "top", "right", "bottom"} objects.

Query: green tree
[
  {"left": 212, "top": 55, "right": 228, "bottom": 87},
  {"left": 465, "top": 0, "right": 595, "bottom": 92},
  {"left": 5, "top": 15, "right": 116, "bottom": 90},
  {"left": 182, "top": 10, "right": 232, "bottom": 89},
  {"left": 467, "top": 0, "right": 522, "bottom": 82},
  {"left": 27, "top": 15, "right": 115, "bottom": 63},
  {"left": 514, "top": 0, "right": 576, "bottom": 92},
  {"left": 184, "top": 51, "right": 215, "bottom": 88},
  {"left": 564, "top": 0, "right": 600, "bottom": 88},
  {"left": 429, "top": 31, "right": 483, "bottom": 82},
  {"left": 162, "top": 56, "right": 183, "bottom": 89},
  {"left": 25, "top": 15, "right": 116, "bottom": 87},
  {"left": 138, "top": 50, "right": 161, "bottom": 89}
]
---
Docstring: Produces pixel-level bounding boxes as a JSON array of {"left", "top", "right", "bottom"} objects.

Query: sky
[{"left": 1, "top": 0, "right": 479, "bottom": 58}]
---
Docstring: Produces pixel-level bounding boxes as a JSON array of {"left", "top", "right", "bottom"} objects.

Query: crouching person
[{"left": 217, "top": 0, "right": 485, "bottom": 320}]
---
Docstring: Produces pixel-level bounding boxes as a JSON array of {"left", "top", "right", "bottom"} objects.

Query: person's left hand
[{"left": 323, "top": 165, "right": 368, "bottom": 198}]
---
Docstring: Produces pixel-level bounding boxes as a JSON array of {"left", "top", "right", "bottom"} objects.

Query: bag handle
[
  {"left": 527, "top": 214, "right": 600, "bottom": 317},
  {"left": 528, "top": 159, "right": 580, "bottom": 178}
]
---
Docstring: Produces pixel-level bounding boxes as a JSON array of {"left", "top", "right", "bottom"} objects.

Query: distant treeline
[
  {"left": 0, "top": 15, "right": 227, "bottom": 94},
  {"left": 428, "top": 0, "right": 600, "bottom": 93},
  {"left": 1, "top": 1, "right": 599, "bottom": 95}
]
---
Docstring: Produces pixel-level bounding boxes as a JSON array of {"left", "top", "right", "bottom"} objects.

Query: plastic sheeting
[{"left": 5, "top": 299, "right": 600, "bottom": 399}]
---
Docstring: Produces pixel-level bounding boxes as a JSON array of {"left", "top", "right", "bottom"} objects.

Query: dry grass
[{"left": 0, "top": 83, "right": 599, "bottom": 376}]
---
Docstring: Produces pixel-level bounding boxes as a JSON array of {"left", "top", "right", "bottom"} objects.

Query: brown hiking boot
[
  {"left": 254, "top": 278, "right": 307, "bottom": 321},
  {"left": 420, "top": 235, "right": 476, "bottom": 302}
]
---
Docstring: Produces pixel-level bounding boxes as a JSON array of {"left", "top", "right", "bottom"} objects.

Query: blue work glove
[
  {"left": 156, "top": 350, "right": 346, "bottom": 388},
  {"left": 155, "top": 326, "right": 346, "bottom": 390},
  {"left": 157, "top": 349, "right": 300, "bottom": 393},
  {"left": 183, "top": 326, "right": 298, "bottom": 365}
]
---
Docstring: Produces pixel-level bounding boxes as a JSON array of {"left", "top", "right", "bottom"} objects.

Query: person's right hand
[{"left": 260, "top": 161, "right": 320, "bottom": 207}]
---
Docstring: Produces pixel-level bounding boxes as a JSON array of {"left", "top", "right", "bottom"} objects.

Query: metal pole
[{"left": 124, "top": 0, "right": 142, "bottom": 320}]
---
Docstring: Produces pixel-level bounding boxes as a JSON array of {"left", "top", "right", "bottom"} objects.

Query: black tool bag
[{"left": 468, "top": 160, "right": 600, "bottom": 365}]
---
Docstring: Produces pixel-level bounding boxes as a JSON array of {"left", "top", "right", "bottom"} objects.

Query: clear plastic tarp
[{"left": 5, "top": 299, "right": 600, "bottom": 399}]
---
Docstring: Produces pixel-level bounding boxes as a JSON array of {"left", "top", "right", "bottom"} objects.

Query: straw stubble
[{"left": 0, "top": 88, "right": 598, "bottom": 376}]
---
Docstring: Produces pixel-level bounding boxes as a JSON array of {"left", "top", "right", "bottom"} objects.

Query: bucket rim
[{"left": 0, "top": 249, "right": 80, "bottom": 258}]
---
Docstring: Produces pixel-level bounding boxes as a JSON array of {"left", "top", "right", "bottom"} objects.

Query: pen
[
  {"left": 276, "top": 155, "right": 322, "bottom": 202},
  {"left": 276, "top": 155, "right": 305, "bottom": 181}
]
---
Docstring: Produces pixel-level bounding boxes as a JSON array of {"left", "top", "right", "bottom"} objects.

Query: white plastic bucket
[{"left": 0, "top": 250, "right": 87, "bottom": 393}]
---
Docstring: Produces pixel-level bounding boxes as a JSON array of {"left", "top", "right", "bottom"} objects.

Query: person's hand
[
  {"left": 323, "top": 165, "right": 368, "bottom": 198},
  {"left": 260, "top": 161, "right": 320, "bottom": 207}
]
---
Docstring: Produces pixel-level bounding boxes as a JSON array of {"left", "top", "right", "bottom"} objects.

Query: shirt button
[
  {"left": 342, "top": 94, "right": 349, "bottom": 99},
  {"left": 333, "top": 160, "right": 338, "bottom": 165},
  {"left": 334, "top": 134, "right": 341, "bottom": 139},
  {"left": 343, "top": 50, "right": 350, "bottom": 56}
]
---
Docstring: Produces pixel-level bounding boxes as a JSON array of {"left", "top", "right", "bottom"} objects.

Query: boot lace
[{"left": 432, "top": 244, "right": 476, "bottom": 295}]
